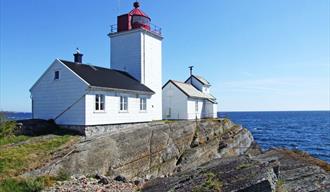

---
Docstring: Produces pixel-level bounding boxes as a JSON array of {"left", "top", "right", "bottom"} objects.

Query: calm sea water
[
  {"left": 219, "top": 111, "right": 330, "bottom": 163},
  {"left": 3, "top": 111, "right": 330, "bottom": 162}
]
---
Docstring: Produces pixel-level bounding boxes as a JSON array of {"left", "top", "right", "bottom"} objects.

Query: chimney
[
  {"left": 73, "top": 48, "right": 83, "bottom": 63},
  {"left": 189, "top": 66, "right": 194, "bottom": 76}
]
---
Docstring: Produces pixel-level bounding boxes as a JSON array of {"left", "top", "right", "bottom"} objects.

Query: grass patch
[
  {"left": 0, "top": 135, "right": 30, "bottom": 146},
  {"left": 0, "top": 135, "right": 77, "bottom": 180},
  {"left": 160, "top": 120, "right": 176, "bottom": 124},
  {"left": 193, "top": 172, "right": 223, "bottom": 192},
  {"left": 276, "top": 179, "right": 287, "bottom": 192},
  {"left": 0, "top": 176, "right": 58, "bottom": 192},
  {"left": 236, "top": 163, "right": 253, "bottom": 170}
]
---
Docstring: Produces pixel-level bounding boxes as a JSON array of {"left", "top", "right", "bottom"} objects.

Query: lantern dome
[
  {"left": 116, "top": 2, "right": 151, "bottom": 32},
  {"left": 129, "top": 2, "right": 151, "bottom": 30}
]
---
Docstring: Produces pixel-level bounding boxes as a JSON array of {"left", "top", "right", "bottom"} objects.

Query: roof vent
[{"left": 73, "top": 48, "right": 83, "bottom": 64}]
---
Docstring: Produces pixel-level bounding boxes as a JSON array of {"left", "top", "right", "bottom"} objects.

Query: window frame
[
  {"left": 54, "top": 71, "right": 60, "bottom": 80},
  {"left": 140, "top": 97, "right": 147, "bottom": 111},
  {"left": 95, "top": 94, "right": 105, "bottom": 112},
  {"left": 120, "top": 96, "right": 128, "bottom": 112}
]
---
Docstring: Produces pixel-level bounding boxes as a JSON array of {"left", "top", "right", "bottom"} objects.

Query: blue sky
[{"left": 0, "top": 0, "right": 329, "bottom": 112}]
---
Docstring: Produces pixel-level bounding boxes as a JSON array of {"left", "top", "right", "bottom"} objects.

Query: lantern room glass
[{"left": 131, "top": 15, "right": 150, "bottom": 30}]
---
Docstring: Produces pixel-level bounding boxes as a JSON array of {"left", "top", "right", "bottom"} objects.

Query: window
[
  {"left": 120, "top": 96, "right": 128, "bottom": 111},
  {"left": 195, "top": 101, "right": 198, "bottom": 112},
  {"left": 140, "top": 98, "right": 147, "bottom": 111},
  {"left": 95, "top": 94, "right": 105, "bottom": 111},
  {"left": 132, "top": 15, "right": 150, "bottom": 25},
  {"left": 54, "top": 71, "right": 60, "bottom": 80}
]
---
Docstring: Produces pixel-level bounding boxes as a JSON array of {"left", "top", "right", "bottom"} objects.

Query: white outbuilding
[{"left": 162, "top": 75, "right": 218, "bottom": 120}]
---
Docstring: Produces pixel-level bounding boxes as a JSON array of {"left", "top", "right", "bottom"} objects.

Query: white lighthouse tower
[{"left": 108, "top": 2, "right": 163, "bottom": 120}]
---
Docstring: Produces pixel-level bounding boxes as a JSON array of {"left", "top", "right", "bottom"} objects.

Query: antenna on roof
[{"left": 189, "top": 66, "right": 194, "bottom": 76}]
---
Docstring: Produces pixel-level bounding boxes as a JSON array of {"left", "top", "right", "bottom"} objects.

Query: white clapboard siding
[
  {"left": 85, "top": 91, "right": 153, "bottom": 125},
  {"left": 30, "top": 59, "right": 88, "bottom": 125},
  {"left": 187, "top": 99, "right": 204, "bottom": 120},
  {"left": 110, "top": 29, "right": 163, "bottom": 121},
  {"left": 162, "top": 82, "right": 188, "bottom": 119}
]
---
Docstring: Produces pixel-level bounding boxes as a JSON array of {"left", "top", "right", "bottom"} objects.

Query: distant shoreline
[{"left": 2, "top": 110, "right": 330, "bottom": 114}]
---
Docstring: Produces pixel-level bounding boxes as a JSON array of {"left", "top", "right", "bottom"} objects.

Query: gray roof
[
  {"left": 165, "top": 80, "right": 216, "bottom": 102},
  {"left": 60, "top": 60, "right": 154, "bottom": 94},
  {"left": 185, "top": 75, "right": 211, "bottom": 86},
  {"left": 194, "top": 75, "right": 210, "bottom": 85}
]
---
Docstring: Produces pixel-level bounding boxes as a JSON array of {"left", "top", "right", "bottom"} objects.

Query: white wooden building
[
  {"left": 30, "top": 2, "right": 163, "bottom": 126},
  {"left": 162, "top": 75, "right": 218, "bottom": 120}
]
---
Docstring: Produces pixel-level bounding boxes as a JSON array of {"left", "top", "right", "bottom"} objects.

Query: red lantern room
[{"left": 117, "top": 2, "right": 151, "bottom": 32}]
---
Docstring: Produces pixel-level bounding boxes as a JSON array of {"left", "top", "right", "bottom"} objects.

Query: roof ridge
[{"left": 171, "top": 80, "right": 190, "bottom": 84}]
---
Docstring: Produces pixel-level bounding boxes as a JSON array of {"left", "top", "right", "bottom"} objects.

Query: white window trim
[
  {"left": 119, "top": 96, "right": 128, "bottom": 112},
  {"left": 139, "top": 97, "right": 147, "bottom": 112},
  {"left": 95, "top": 94, "right": 105, "bottom": 112}
]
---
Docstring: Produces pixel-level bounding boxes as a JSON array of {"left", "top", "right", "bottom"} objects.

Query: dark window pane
[{"left": 54, "top": 71, "right": 59, "bottom": 79}]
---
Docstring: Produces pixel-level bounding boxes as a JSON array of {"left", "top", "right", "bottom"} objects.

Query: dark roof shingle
[{"left": 60, "top": 60, "right": 154, "bottom": 94}]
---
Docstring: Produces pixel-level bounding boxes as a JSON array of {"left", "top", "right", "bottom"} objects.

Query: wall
[
  {"left": 85, "top": 90, "right": 152, "bottom": 125},
  {"left": 110, "top": 30, "right": 142, "bottom": 81},
  {"left": 203, "top": 100, "right": 217, "bottom": 118},
  {"left": 142, "top": 31, "right": 163, "bottom": 121},
  {"left": 187, "top": 98, "right": 204, "bottom": 119},
  {"left": 162, "top": 82, "right": 188, "bottom": 119},
  {"left": 110, "top": 29, "right": 163, "bottom": 121},
  {"left": 30, "top": 59, "right": 87, "bottom": 125},
  {"left": 213, "top": 103, "right": 218, "bottom": 118}
]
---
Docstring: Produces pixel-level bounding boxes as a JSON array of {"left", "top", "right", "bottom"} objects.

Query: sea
[
  {"left": 2, "top": 111, "right": 330, "bottom": 163},
  {"left": 219, "top": 111, "right": 330, "bottom": 163}
]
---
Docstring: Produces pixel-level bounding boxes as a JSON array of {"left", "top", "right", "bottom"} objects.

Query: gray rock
[
  {"left": 256, "top": 149, "right": 330, "bottom": 192},
  {"left": 142, "top": 156, "right": 278, "bottom": 192},
  {"left": 114, "top": 175, "right": 127, "bottom": 183},
  {"left": 98, "top": 176, "right": 110, "bottom": 185},
  {"left": 27, "top": 119, "right": 256, "bottom": 180}
]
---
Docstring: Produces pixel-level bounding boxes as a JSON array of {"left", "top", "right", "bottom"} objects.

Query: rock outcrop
[
  {"left": 143, "top": 155, "right": 279, "bottom": 192},
  {"left": 23, "top": 118, "right": 330, "bottom": 192},
  {"left": 142, "top": 149, "right": 330, "bottom": 192},
  {"left": 27, "top": 119, "right": 256, "bottom": 180},
  {"left": 256, "top": 149, "right": 330, "bottom": 191}
]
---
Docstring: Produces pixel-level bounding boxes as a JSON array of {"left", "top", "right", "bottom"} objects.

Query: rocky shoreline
[{"left": 16, "top": 118, "right": 330, "bottom": 192}]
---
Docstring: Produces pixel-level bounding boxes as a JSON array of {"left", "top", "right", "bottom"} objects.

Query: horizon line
[{"left": 1, "top": 109, "right": 330, "bottom": 113}]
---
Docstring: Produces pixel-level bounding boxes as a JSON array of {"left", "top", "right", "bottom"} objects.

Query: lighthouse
[{"left": 108, "top": 2, "right": 163, "bottom": 120}]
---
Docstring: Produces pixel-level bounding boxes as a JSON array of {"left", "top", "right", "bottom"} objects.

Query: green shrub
[
  {"left": 276, "top": 179, "right": 287, "bottom": 192},
  {"left": 0, "top": 121, "right": 17, "bottom": 138},
  {"left": 56, "top": 168, "right": 70, "bottom": 181},
  {"left": 0, "top": 177, "right": 45, "bottom": 192},
  {"left": 0, "top": 112, "right": 7, "bottom": 124},
  {"left": 193, "top": 172, "right": 223, "bottom": 192}
]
